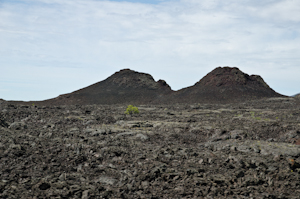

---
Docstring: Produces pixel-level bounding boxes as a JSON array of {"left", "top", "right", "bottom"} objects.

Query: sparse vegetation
[
  {"left": 255, "top": 117, "right": 261, "bottom": 120},
  {"left": 125, "top": 105, "right": 139, "bottom": 115},
  {"left": 250, "top": 111, "right": 263, "bottom": 120}
]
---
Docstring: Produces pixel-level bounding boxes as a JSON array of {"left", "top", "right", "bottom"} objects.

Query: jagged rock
[
  {"left": 38, "top": 183, "right": 51, "bottom": 190},
  {"left": 0, "top": 114, "right": 8, "bottom": 128},
  {"left": 135, "top": 133, "right": 149, "bottom": 141},
  {"left": 96, "top": 176, "right": 118, "bottom": 185},
  {"left": 81, "top": 190, "right": 89, "bottom": 199},
  {"left": 1, "top": 100, "right": 300, "bottom": 198},
  {"left": 8, "top": 122, "right": 27, "bottom": 130}
]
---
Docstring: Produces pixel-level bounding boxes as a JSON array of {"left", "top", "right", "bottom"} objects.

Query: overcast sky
[{"left": 1, "top": 0, "right": 299, "bottom": 101}]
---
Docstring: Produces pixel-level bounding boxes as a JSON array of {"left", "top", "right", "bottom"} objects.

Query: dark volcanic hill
[
  {"left": 174, "top": 67, "right": 283, "bottom": 103},
  {"left": 44, "top": 69, "right": 172, "bottom": 105},
  {"left": 12, "top": 67, "right": 284, "bottom": 105}
]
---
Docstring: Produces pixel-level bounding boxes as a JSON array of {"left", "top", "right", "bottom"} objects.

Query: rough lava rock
[{"left": 1, "top": 98, "right": 300, "bottom": 198}]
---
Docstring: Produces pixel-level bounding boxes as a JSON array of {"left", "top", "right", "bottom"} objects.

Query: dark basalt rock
[
  {"left": 0, "top": 114, "right": 8, "bottom": 128},
  {"left": 1, "top": 99, "right": 300, "bottom": 198},
  {"left": 39, "top": 183, "right": 51, "bottom": 190}
]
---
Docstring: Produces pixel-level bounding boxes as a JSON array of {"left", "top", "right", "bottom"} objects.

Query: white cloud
[
  {"left": 0, "top": 0, "right": 299, "bottom": 100},
  {"left": 257, "top": 0, "right": 300, "bottom": 22}
]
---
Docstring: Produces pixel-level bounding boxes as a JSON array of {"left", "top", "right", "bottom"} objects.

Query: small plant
[{"left": 125, "top": 105, "right": 139, "bottom": 115}]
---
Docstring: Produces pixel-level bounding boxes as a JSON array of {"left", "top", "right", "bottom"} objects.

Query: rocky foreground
[{"left": 1, "top": 98, "right": 300, "bottom": 198}]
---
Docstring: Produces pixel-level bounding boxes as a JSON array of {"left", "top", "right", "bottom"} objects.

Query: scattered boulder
[
  {"left": 8, "top": 122, "right": 27, "bottom": 130},
  {"left": 0, "top": 114, "right": 8, "bottom": 128},
  {"left": 38, "top": 183, "right": 51, "bottom": 190}
]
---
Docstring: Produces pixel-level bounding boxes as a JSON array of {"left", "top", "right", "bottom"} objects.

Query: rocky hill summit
[
  {"left": 107, "top": 69, "right": 171, "bottom": 90},
  {"left": 174, "top": 67, "right": 283, "bottom": 103},
  {"left": 197, "top": 67, "right": 269, "bottom": 88}
]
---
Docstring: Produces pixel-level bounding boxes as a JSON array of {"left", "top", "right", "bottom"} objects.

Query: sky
[{"left": 0, "top": 0, "right": 300, "bottom": 101}]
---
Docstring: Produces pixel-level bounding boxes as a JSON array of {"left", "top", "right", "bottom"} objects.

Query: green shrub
[{"left": 125, "top": 105, "right": 139, "bottom": 115}]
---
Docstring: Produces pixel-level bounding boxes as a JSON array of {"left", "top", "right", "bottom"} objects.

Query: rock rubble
[{"left": 1, "top": 98, "right": 300, "bottom": 198}]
